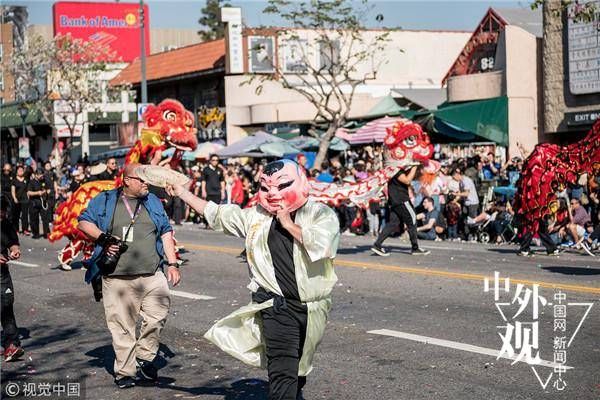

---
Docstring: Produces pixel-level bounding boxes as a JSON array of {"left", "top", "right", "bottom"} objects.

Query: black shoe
[
  {"left": 371, "top": 246, "right": 390, "bottom": 256},
  {"left": 517, "top": 250, "right": 531, "bottom": 257},
  {"left": 136, "top": 358, "right": 158, "bottom": 381},
  {"left": 546, "top": 249, "right": 560, "bottom": 256},
  {"left": 411, "top": 248, "right": 430, "bottom": 255},
  {"left": 115, "top": 376, "right": 136, "bottom": 389}
]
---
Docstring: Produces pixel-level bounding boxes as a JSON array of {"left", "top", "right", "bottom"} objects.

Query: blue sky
[{"left": 9, "top": 1, "right": 532, "bottom": 31}]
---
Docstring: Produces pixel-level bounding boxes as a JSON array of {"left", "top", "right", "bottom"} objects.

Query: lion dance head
[
  {"left": 127, "top": 99, "right": 198, "bottom": 167},
  {"left": 383, "top": 119, "right": 434, "bottom": 168}
]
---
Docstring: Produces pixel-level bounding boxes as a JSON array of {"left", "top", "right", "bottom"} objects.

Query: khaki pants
[{"left": 102, "top": 271, "right": 171, "bottom": 379}]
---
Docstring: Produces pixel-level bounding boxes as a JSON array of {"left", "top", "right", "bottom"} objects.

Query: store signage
[
  {"left": 53, "top": 1, "right": 150, "bottom": 62},
  {"left": 565, "top": 109, "right": 600, "bottom": 126},
  {"left": 220, "top": 7, "right": 243, "bottom": 74},
  {"left": 567, "top": 1, "right": 600, "bottom": 95}
]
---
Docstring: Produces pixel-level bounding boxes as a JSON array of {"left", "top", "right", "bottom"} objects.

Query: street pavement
[{"left": 1, "top": 225, "right": 599, "bottom": 400}]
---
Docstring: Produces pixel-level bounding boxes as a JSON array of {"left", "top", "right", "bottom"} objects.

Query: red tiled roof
[{"left": 110, "top": 39, "right": 225, "bottom": 86}]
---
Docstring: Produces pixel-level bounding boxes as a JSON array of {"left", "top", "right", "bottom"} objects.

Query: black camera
[{"left": 96, "top": 233, "right": 129, "bottom": 275}]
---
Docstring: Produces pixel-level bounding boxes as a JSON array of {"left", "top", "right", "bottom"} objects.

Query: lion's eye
[
  {"left": 404, "top": 136, "right": 417, "bottom": 147},
  {"left": 163, "top": 110, "right": 176, "bottom": 121}
]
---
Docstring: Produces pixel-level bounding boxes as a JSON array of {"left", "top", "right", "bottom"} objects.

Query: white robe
[{"left": 203, "top": 200, "right": 340, "bottom": 376}]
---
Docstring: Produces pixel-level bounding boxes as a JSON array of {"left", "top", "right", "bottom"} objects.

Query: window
[
  {"left": 0, "top": 44, "right": 3, "bottom": 63},
  {"left": 0, "top": 72, "right": 4, "bottom": 91}
]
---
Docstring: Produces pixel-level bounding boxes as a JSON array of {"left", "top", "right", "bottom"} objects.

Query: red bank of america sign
[{"left": 53, "top": 1, "right": 150, "bottom": 62}]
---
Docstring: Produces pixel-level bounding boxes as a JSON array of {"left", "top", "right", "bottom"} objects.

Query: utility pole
[{"left": 139, "top": 0, "right": 148, "bottom": 103}]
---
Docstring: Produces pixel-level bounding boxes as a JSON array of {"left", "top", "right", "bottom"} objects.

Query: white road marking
[
  {"left": 170, "top": 290, "right": 215, "bottom": 300},
  {"left": 8, "top": 261, "right": 39, "bottom": 268},
  {"left": 368, "top": 329, "right": 572, "bottom": 369},
  {"left": 420, "top": 245, "right": 465, "bottom": 251}
]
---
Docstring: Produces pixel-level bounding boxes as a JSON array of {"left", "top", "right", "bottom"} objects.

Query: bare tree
[
  {"left": 9, "top": 33, "right": 126, "bottom": 167},
  {"left": 244, "top": 0, "right": 393, "bottom": 169}
]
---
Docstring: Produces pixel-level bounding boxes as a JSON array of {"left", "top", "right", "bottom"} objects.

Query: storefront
[
  {"left": 0, "top": 102, "right": 53, "bottom": 163},
  {"left": 441, "top": 7, "right": 543, "bottom": 157},
  {"left": 542, "top": 1, "right": 600, "bottom": 141},
  {"left": 110, "top": 39, "right": 227, "bottom": 142},
  {"left": 220, "top": 7, "right": 471, "bottom": 145}
]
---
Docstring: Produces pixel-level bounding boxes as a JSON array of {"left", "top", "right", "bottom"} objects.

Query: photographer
[{"left": 77, "top": 163, "right": 180, "bottom": 389}]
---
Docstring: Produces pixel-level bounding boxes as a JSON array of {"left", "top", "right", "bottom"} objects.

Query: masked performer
[{"left": 167, "top": 159, "right": 339, "bottom": 400}]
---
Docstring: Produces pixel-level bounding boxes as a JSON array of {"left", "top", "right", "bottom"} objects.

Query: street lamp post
[{"left": 18, "top": 104, "right": 28, "bottom": 138}]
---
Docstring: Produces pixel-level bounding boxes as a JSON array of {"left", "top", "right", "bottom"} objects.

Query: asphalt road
[{"left": 1, "top": 225, "right": 599, "bottom": 400}]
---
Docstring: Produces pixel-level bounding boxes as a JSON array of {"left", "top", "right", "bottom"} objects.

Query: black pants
[
  {"left": 254, "top": 290, "right": 307, "bottom": 400},
  {"left": 519, "top": 218, "right": 556, "bottom": 253},
  {"left": 29, "top": 201, "right": 50, "bottom": 237},
  {"left": 589, "top": 225, "right": 600, "bottom": 242},
  {"left": 172, "top": 197, "right": 184, "bottom": 225},
  {"left": 12, "top": 202, "right": 29, "bottom": 232},
  {"left": 43, "top": 198, "right": 55, "bottom": 226},
  {"left": 1, "top": 264, "right": 19, "bottom": 347},
  {"left": 374, "top": 201, "right": 419, "bottom": 251}
]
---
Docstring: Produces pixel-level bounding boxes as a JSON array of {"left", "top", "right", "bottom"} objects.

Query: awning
[
  {"left": 88, "top": 147, "right": 132, "bottom": 162},
  {"left": 362, "top": 95, "right": 416, "bottom": 119},
  {"left": 391, "top": 88, "right": 447, "bottom": 110},
  {"left": 417, "top": 96, "right": 508, "bottom": 146},
  {"left": 0, "top": 103, "right": 45, "bottom": 128},
  {"left": 336, "top": 116, "right": 407, "bottom": 144},
  {"left": 217, "top": 131, "right": 285, "bottom": 158},
  {"left": 287, "top": 136, "right": 349, "bottom": 151}
]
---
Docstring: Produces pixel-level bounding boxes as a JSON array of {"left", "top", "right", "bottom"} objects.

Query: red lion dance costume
[
  {"left": 513, "top": 120, "right": 600, "bottom": 236},
  {"left": 307, "top": 119, "right": 434, "bottom": 206},
  {"left": 48, "top": 99, "right": 198, "bottom": 268}
]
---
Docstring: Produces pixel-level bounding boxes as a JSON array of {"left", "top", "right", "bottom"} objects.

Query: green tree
[
  {"left": 246, "top": 0, "right": 392, "bottom": 169},
  {"left": 198, "top": 0, "right": 231, "bottom": 41}
]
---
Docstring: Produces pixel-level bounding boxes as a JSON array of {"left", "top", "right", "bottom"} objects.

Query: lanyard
[{"left": 121, "top": 194, "right": 142, "bottom": 225}]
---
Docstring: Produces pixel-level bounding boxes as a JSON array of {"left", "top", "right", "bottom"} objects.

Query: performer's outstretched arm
[{"left": 167, "top": 184, "right": 208, "bottom": 215}]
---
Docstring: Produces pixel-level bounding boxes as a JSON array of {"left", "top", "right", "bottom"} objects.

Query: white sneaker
[{"left": 60, "top": 264, "right": 72, "bottom": 271}]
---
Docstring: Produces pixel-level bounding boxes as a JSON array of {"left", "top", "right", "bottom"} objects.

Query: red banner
[{"left": 53, "top": 1, "right": 150, "bottom": 62}]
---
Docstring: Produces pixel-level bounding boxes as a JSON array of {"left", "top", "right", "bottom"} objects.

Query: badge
[{"left": 123, "top": 227, "right": 134, "bottom": 243}]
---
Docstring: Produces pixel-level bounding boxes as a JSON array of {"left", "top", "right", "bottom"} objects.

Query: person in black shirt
[
  {"left": 27, "top": 169, "right": 50, "bottom": 239},
  {"left": 202, "top": 155, "right": 225, "bottom": 204},
  {"left": 1, "top": 163, "right": 13, "bottom": 199},
  {"left": 1, "top": 193, "right": 25, "bottom": 361},
  {"left": 372, "top": 165, "right": 430, "bottom": 256},
  {"left": 95, "top": 158, "right": 119, "bottom": 181},
  {"left": 11, "top": 166, "right": 30, "bottom": 235}
]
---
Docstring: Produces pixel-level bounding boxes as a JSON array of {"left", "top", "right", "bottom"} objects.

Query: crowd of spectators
[{"left": 2, "top": 143, "right": 598, "bottom": 255}]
